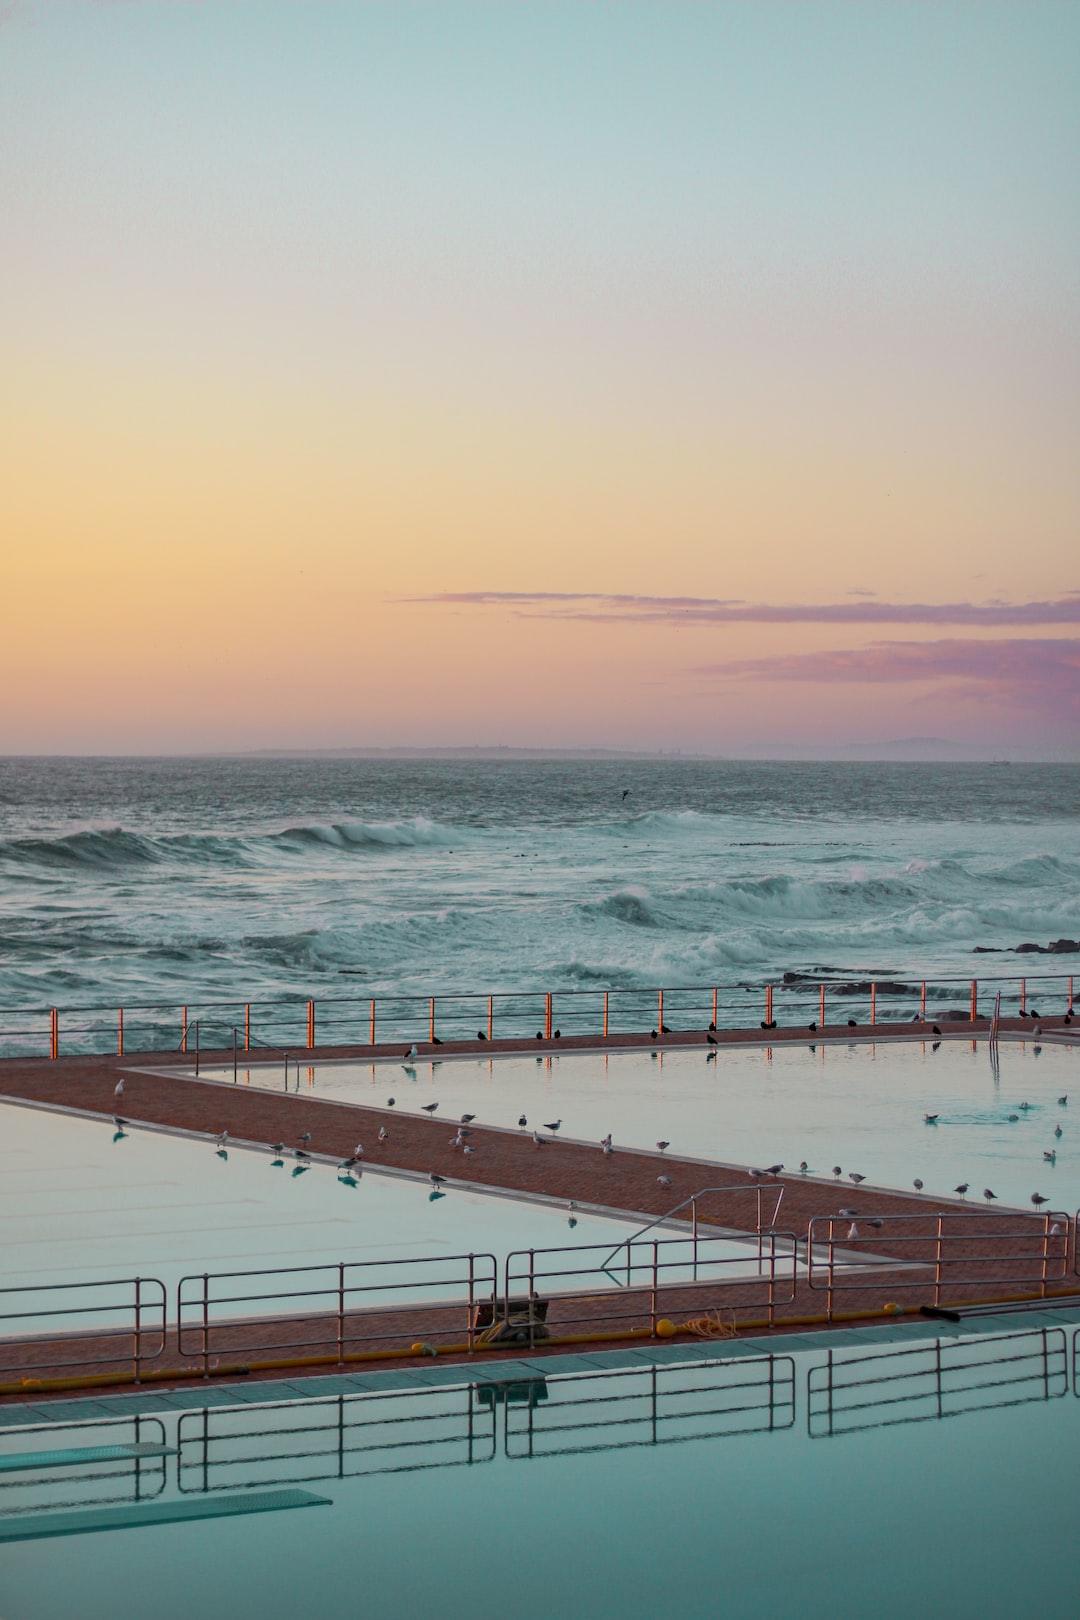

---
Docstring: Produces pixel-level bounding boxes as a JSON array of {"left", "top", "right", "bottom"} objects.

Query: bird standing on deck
[
  {"left": 913, "top": 1179, "right": 924, "bottom": 1191},
  {"left": 848, "top": 1172, "right": 865, "bottom": 1185},
  {"left": 421, "top": 1102, "right": 439, "bottom": 1115},
  {"left": 404, "top": 1045, "right": 418, "bottom": 1060},
  {"left": 656, "top": 1141, "right": 670, "bottom": 1153},
  {"left": 533, "top": 1132, "right": 545, "bottom": 1147},
  {"left": 518, "top": 1114, "right": 528, "bottom": 1129},
  {"left": 215, "top": 1131, "right": 229, "bottom": 1150},
  {"left": 386, "top": 1098, "right": 396, "bottom": 1108},
  {"left": 984, "top": 1188, "right": 997, "bottom": 1203},
  {"left": 544, "top": 1120, "right": 562, "bottom": 1133},
  {"left": 114, "top": 1080, "right": 124, "bottom": 1097},
  {"left": 657, "top": 1175, "right": 673, "bottom": 1189},
  {"left": 1031, "top": 1192, "right": 1049, "bottom": 1209},
  {"left": 378, "top": 1127, "right": 388, "bottom": 1142},
  {"left": 429, "top": 1173, "right": 445, "bottom": 1189},
  {"left": 833, "top": 1166, "right": 842, "bottom": 1179},
  {"left": 299, "top": 1132, "right": 312, "bottom": 1144},
  {"left": 461, "top": 1114, "right": 476, "bottom": 1125},
  {"left": 799, "top": 1161, "right": 808, "bottom": 1174},
  {"left": 954, "top": 1184, "right": 969, "bottom": 1199}
]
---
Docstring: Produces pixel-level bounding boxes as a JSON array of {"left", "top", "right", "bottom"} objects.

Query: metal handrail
[
  {"left": 599, "top": 1182, "right": 786, "bottom": 1271},
  {"left": 0, "top": 1277, "right": 167, "bottom": 1383}
]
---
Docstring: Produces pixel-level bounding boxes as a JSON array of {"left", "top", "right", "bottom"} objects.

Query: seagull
[
  {"left": 463, "top": 1144, "right": 474, "bottom": 1156},
  {"left": 707, "top": 1031, "right": 719, "bottom": 1045},
  {"left": 832, "top": 1166, "right": 842, "bottom": 1179},
  {"left": 270, "top": 1142, "right": 285, "bottom": 1156},
  {"left": 932, "top": 1025, "right": 941, "bottom": 1036},
  {"left": 799, "top": 1161, "right": 809, "bottom": 1174},
  {"left": 1059, "top": 1096, "right": 1068, "bottom": 1106},
  {"left": 114, "top": 1079, "right": 125, "bottom": 1096},
  {"left": 533, "top": 1132, "right": 545, "bottom": 1147},
  {"left": 600, "top": 1134, "right": 612, "bottom": 1150},
  {"left": 421, "top": 1102, "right": 439, "bottom": 1115},
  {"left": 766, "top": 1164, "right": 784, "bottom": 1176},
  {"left": 1008, "top": 1114, "right": 1019, "bottom": 1122},
  {"left": 954, "top": 1183, "right": 969, "bottom": 1199},
  {"left": 868, "top": 1219, "right": 884, "bottom": 1229},
  {"left": 429, "top": 1173, "right": 445, "bottom": 1189},
  {"left": 1043, "top": 1150, "right": 1056, "bottom": 1163},
  {"left": 1019, "top": 1102, "right": 1031, "bottom": 1111},
  {"left": 450, "top": 1133, "right": 464, "bottom": 1148},
  {"left": 338, "top": 1157, "right": 358, "bottom": 1173},
  {"left": 749, "top": 1168, "right": 767, "bottom": 1182},
  {"left": 543, "top": 1120, "right": 562, "bottom": 1133},
  {"left": 519, "top": 1114, "right": 528, "bottom": 1129},
  {"left": 622, "top": 788, "right": 631, "bottom": 800},
  {"left": 298, "top": 1131, "right": 312, "bottom": 1144},
  {"left": 1031, "top": 1193, "right": 1049, "bottom": 1210},
  {"left": 847, "top": 1223, "right": 859, "bottom": 1240},
  {"left": 657, "top": 1175, "right": 673, "bottom": 1189},
  {"left": 913, "top": 1179, "right": 923, "bottom": 1191},
  {"left": 984, "top": 1188, "right": 997, "bottom": 1203},
  {"left": 215, "top": 1131, "right": 229, "bottom": 1149},
  {"left": 924, "top": 1114, "right": 939, "bottom": 1124},
  {"left": 404, "top": 1044, "right": 418, "bottom": 1060},
  {"left": 848, "top": 1172, "right": 865, "bottom": 1185},
  {"left": 1055, "top": 1125, "right": 1063, "bottom": 1138},
  {"left": 460, "top": 1114, "right": 476, "bottom": 1124},
  {"left": 353, "top": 1143, "right": 364, "bottom": 1158},
  {"left": 386, "top": 1097, "right": 396, "bottom": 1108},
  {"left": 602, "top": 1143, "right": 614, "bottom": 1157},
  {"left": 476, "top": 1030, "right": 487, "bottom": 1041},
  {"left": 378, "top": 1126, "right": 388, "bottom": 1142},
  {"left": 294, "top": 1147, "right": 309, "bottom": 1162},
  {"left": 807, "top": 1021, "right": 817, "bottom": 1033},
  {"left": 656, "top": 1141, "right": 670, "bottom": 1153},
  {"left": 838, "top": 1207, "right": 859, "bottom": 1218}
]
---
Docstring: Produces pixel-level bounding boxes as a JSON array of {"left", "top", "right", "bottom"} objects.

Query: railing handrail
[{"left": 599, "top": 1183, "right": 786, "bottom": 1270}]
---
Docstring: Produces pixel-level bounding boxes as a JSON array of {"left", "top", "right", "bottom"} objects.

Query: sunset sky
[{"left": 2, "top": 1, "right": 1077, "bottom": 756}]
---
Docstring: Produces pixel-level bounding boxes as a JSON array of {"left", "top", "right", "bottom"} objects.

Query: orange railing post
[
  {"left": 970, "top": 979, "right": 978, "bottom": 1022},
  {"left": 1020, "top": 977, "right": 1027, "bottom": 1015},
  {"left": 118, "top": 1008, "right": 124, "bottom": 1057},
  {"left": 307, "top": 999, "right": 315, "bottom": 1049},
  {"left": 487, "top": 994, "right": 493, "bottom": 1041},
  {"left": 181, "top": 1007, "right": 188, "bottom": 1054},
  {"left": 658, "top": 989, "right": 664, "bottom": 1032},
  {"left": 712, "top": 987, "right": 718, "bottom": 1027},
  {"left": 819, "top": 984, "right": 825, "bottom": 1026},
  {"left": 50, "top": 1007, "right": 58, "bottom": 1060},
  {"left": 920, "top": 981, "right": 927, "bottom": 1021},
  {"left": 545, "top": 993, "right": 553, "bottom": 1039},
  {"left": 369, "top": 998, "right": 376, "bottom": 1047},
  {"left": 870, "top": 983, "right": 876, "bottom": 1026},
  {"left": 244, "top": 1003, "right": 250, "bottom": 1052},
  {"left": 603, "top": 991, "right": 609, "bottom": 1038},
  {"left": 765, "top": 984, "right": 773, "bottom": 1025}
]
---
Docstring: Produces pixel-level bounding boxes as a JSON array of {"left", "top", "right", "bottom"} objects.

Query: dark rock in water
[
  {"left": 972, "top": 946, "right": 1001, "bottom": 954},
  {"left": 1015, "top": 938, "right": 1080, "bottom": 955},
  {"left": 942, "top": 1008, "right": 971, "bottom": 1021}
]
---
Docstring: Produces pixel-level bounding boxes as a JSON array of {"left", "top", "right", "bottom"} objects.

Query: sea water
[{"left": 1, "top": 758, "right": 1077, "bottom": 1023}]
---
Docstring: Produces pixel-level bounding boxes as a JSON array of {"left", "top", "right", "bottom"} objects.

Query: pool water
[
  {"left": 185, "top": 1034, "right": 1080, "bottom": 1212},
  {"left": 1, "top": 1314, "right": 1077, "bottom": 1618}
]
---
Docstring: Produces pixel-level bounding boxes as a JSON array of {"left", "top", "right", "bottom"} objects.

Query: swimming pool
[
  {"left": 1, "top": 1309, "right": 1077, "bottom": 1618},
  {"left": 183, "top": 1034, "right": 1080, "bottom": 1212}
]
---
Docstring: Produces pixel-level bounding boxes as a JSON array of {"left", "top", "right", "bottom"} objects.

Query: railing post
[
  {"left": 765, "top": 984, "right": 773, "bottom": 1026},
  {"left": 1069, "top": 976, "right": 1074, "bottom": 1013},
  {"left": 233, "top": 1026, "right": 238, "bottom": 1083},
  {"left": 338, "top": 1262, "right": 345, "bottom": 1364},
  {"left": 487, "top": 994, "right": 493, "bottom": 1042},
  {"left": 712, "top": 986, "right": 718, "bottom": 1028},
  {"left": 819, "top": 984, "right": 825, "bottom": 1027},
  {"left": 658, "top": 988, "right": 664, "bottom": 1033},
  {"left": 692, "top": 1197, "right": 699, "bottom": 1280},
  {"left": 970, "top": 979, "right": 978, "bottom": 1022},
  {"left": 244, "top": 1002, "right": 250, "bottom": 1051},
  {"left": 467, "top": 1253, "right": 475, "bottom": 1352},
  {"left": 370, "top": 998, "right": 376, "bottom": 1047},
  {"left": 603, "top": 991, "right": 609, "bottom": 1039},
  {"left": 934, "top": 1215, "right": 944, "bottom": 1306},
  {"left": 767, "top": 1234, "right": 776, "bottom": 1327},
  {"left": 869, "top": 983, "right": 876, "bottom": 1026},
  {"left": 117, "top": 1007, "right": 124, "bottom": 1057},
  {"left": 545, "top": 994, "right": 552, "bottom": 1039},
  {"left": 194, "top": 1020, "right": 200, "bottom": 1076},
  {"left": 651, "top": 1240, "right": 659, "bottom": 1336},
  {"left": 826, "top": 1221, "right": 835, "bottom": 1323},
  {"left": 134, "top": 1276, "right": 142, "bottom": 1383},
  {"left": 307, "top": 999, "right": 315, "bottom": 1050},
  {"left": 1020, "top": 977, "right": 1026, "bottom": 1015},
  {"left": 429, "top": 996, "right": 436, "bottom": 1044},
  {"left": 50, "top": 1007, "right": 58, "bottom": 1060},
  {"left": 920, "top": 981, "right": 927, "bottom": 1021},
  {"left": 181, "top": 1006, "right": 188, "bottom": 1054}
]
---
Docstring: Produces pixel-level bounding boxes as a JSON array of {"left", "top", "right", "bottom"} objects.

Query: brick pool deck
[{"left": 2, "top": 1021, "right": 1076, "bottom": 1404}]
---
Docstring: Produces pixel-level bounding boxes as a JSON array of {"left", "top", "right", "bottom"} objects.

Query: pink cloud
[
  {"left": 697, "top": 637, "right": 1080, "bottom": 716},
  {"left": 416, "top": 591, "right": 1080, "bottom": 627}
]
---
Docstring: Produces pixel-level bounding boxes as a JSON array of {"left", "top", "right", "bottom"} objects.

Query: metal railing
[
  {"left": 499, "top": 1228, "right": 798, "bottom": 1343},
  {"left": 601, "top": 1183, "right": 787, "bottom": 1271},
  {"left": 808, "top": 1327, "right": 1068, "bottom": 1437},
  {"left": 176, "top": 1252, "right": 499, "bottom": 1375},
  {"left": 806, "top": 1211, "right": 1072, "bottom": 1320},
  {"left": 0, "top": 1278, "right": 167, "bottom": 1385},
  {"left": 3, "top": 969, "right": 1074, "bottom": 1059}
]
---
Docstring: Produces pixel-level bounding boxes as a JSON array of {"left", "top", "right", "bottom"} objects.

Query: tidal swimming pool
[
  {"left": 185, "top": 1034, "right": 1080, "bottom": 1211},
  {"left": 1, "top": 1312, "right": 1077, "bottom": 1619}
]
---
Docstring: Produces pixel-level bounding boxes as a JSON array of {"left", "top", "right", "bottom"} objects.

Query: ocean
[{"left": 0, "top": 757, "right": 1077, "bottom": 1023}]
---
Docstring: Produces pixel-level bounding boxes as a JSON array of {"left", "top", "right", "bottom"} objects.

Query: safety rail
[
  {"left": 176, "top": 1253, "right": 498, "bottom": 1375},
  {"left": 601, "top": 1183, "right": 786, "bottom": 1270},
  {"left": 499, "top": 1229, "right": 798, "bottom": 1343},
  {"left": 0, "top": 1278, "right": 167, "bottom": 1385},
  {"left": 808, "top": 1327, "right": 1068, "bottom": 1438},
  {"left": 3, "top": 969, "right": 1074, "bottom": 1059},
  {"left": 806, "top": 1211, "right": 1071, "bottom": 1321},
  {"left": 0, "top": 1415, "right": 170, "bottom": 1515}
]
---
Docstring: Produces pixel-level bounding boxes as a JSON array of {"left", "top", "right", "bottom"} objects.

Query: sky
[{"left": 2, "top": 0, "right": 1078, "bottom": 757}]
